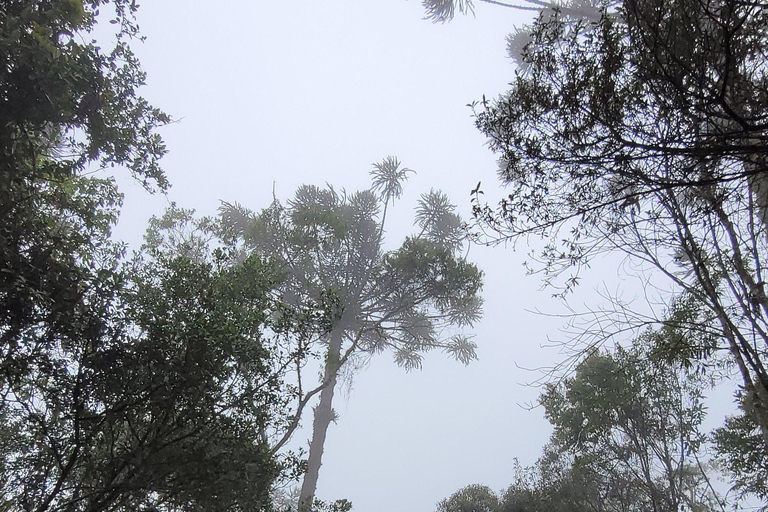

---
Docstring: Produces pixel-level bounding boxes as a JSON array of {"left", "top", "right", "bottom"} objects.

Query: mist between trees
[{"left": 1, "top": 0, "right": 767, "bottom": 511}]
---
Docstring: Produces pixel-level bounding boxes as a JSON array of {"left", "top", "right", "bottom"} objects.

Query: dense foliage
[
  {"left": 11, "top": 0, "right": 768, "bottom": 510},
  {"left": 1, "top": 0, "right": 168, "bottom": 390},
  {"left": 423, "top": 0, "right": 768, "bottom": 503},
  {"left": 2, "top": 248, "right": 291, "bottom": 511},
  {"left": 0, "top": 2, "right": 296, "bottom": 510}
]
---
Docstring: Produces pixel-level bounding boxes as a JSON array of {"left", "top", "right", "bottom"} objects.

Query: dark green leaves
[
  {"left": 0, "top": 0, "right": 169, "bottom": 189},
  {"left": 0, "top": 3, "right": 291, "bottom": 510}
]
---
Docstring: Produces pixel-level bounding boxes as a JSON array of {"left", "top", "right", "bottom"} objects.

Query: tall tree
[
  {"left": 0, "top": 2, "right": 300, "bottom": 510},
  {"left": 458, "top": 0, "right": 768, "bottom": 452},
  {"left": 1, "top": 4, "right": 168, "bottom": 507},
  {"left": 220, "top": 157, "right": 484, "bottom": 510}
]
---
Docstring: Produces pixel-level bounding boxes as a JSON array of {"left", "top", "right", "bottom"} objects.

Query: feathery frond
[
  {"left": 219, "top": 201, "right": 256, "bottom": 238},
  {"left": 422, "top": 0, "right": 475, "bottom": 22},
  {"left": 370, "top": 156, "right": 414, "bottom": 205},
  {"left": 415, "top": 189, "right": 465, "bottom": 249}
]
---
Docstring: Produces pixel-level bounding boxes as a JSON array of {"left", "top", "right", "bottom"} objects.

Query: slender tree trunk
[{"left": 298, "top": 328, "right": 343, "bottom": 511}]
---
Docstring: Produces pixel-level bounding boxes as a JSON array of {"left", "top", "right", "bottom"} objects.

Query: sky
[{"left": 107, "top": 1, "right": 737, "bottom": 511}]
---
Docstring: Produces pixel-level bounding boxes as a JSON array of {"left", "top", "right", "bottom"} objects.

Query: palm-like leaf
[
  {"left": 443, "top": 335, "right": 478, "bottom": 365},
  {"left": 422, "top": 0, "right": 475, "bottom": 22},
  {"left": 415, "top": 189, "right": 465, "bottom": 249},
  {"left": 219, "top": 201, "right": 255, "bottom": 238},
  {"left": 370, "top": 156, "right": 414, "bottom": 205},
  {"left": 394, "top": 348, "right": 424, "bottom": 372}
]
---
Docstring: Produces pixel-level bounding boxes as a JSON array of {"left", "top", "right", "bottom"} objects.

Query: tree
[
  {"left": 1, "top": 0, "right": 170, "bottom": 389},
  {"left": 437, "top": 342, "right": 725, "bottom": 512},
  {"left": 713, "top": 403, "right": 768, "bottom": 501},
  {"left": 459, "top": 0, "right": 768, "bottom": 454},
  {"left": 220, "top": 157, "right": 484, "bottom": 510},
  {"left": 436, "top": 484, "right": 501, "bottom": 512},
  {"left": 1, "top": 3, "right": 299, "bottom": 509},
  {"left": 497, "top": 451, "right": 605, "bottom": 512},
  {"left": 1, "top": 0, "right": 169, "bottom": 409},
  {"left": 1, "top": 245, "right": 295, "bottom": 511},
  {"left": 540, "top": 344, "right": 724, "bottom": 512}
]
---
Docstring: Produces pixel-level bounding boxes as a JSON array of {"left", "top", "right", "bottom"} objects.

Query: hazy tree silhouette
[{"left": 220, "top": 157, "right": 484, "bottom": 510}]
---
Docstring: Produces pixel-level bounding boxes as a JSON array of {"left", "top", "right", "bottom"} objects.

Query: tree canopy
[
  {"left": 1, "top": 0, "right": 170, "bottom": 398},
  {"left": 436, "top": 484, "right": 500, "bottom": 512},
  {"left": 9, "top": 0, "right": 768, "bottom": 510},
  {"left": 1, "top": 246, "right": 295, "bottom": 511},
  {"left": 419, "top": 0, "right": 768, "bottom": 503}
]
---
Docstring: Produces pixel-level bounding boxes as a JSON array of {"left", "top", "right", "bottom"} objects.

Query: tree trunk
[{"left": 298, "top": 328, "right": 343, "bottom": 511}]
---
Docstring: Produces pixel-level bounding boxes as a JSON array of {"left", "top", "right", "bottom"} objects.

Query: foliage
[
  {"left": 1, "top": 239, "right": 293, "bottom": 510},
  {"left": 435, "top": 476, "right": 596, "bottom": 512},
  {"left": 714, "top": 400, "right": 768, "bottom": 500},
  {"left": 0, "top": 0, "right": 170, "bottom": 189},
  {"left": 539, "top": 344, "right": 723, "bottom": 512},
  {"left": 645, "top": 291, "right": 722, "bottom": 370},
  {"left": 1, "top": 0, "right": 169, "bottom": 429},
  {"left": 438, "top": 343, "right": 725, "bottom": 512},
  {"left": 428, "top": 0, "right": 768, "bottom": 500},
  {"left": 271, "top": 488, "right": 353, "bottom": 512},
  {"left": 422, "top": 0, "right": 475, "bottom": 23},
  {"left": 220, "top": 163, "right": 484, "bottom": 383},
  {"left": 420, "top": 0, "right": 548, "bottom": 23},
  {"left": 0, "top": 2, "right": 298, "bottom": 510},
  {"left": 498, "top": 452, "right": 604, "bottom": 512}
]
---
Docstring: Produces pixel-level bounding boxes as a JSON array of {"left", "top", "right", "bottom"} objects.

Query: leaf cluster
[
  {"left": 714, "top": 396, "right": 768, "bottom": 500},
  {"left": 0, "top": 0, "right": 170, "bottom": 190}
]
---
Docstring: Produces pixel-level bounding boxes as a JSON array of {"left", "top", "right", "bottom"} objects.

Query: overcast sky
[{"left": 108, "top": 1, "right": 736, "bottom": 510}]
